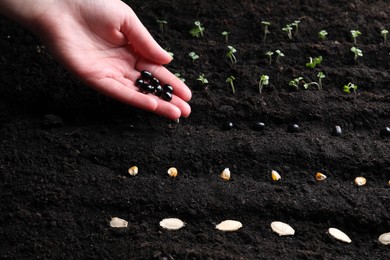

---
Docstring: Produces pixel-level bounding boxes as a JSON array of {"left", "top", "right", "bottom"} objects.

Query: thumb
[{"left": 122, "top": 8, "right": 172, "bottom": 65}]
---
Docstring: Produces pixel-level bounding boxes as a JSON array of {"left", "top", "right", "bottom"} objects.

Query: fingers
[
  {"left": 121, "top": 8, "right": 172, "bottom": 65},
  {"left": 135, "top": 59, "right": 192, "bottom": 102}
]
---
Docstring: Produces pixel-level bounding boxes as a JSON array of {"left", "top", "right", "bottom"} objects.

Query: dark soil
[{"left": 1, "top": 0, "right": 390, "bottom": 259}]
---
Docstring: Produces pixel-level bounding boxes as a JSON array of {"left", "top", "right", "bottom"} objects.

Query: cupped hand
[{"left": 31, "top": 0, "right": 191, "bottom": 120}]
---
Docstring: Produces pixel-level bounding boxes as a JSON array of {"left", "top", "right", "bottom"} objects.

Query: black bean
[
  {"left": 253, "top": 122, "right": 265, "bottom": 131},
  {"left": 135, "top": 78, "right": 144, "bottom": 87},
  {"left": 287, "top": 123, "right": 300, "bottom": 133},
  {"left": 162, "top": 91, "right": 172, "bottom": 101},
  {"left": 141, "top": 70, "right": 153, "bottom": 80},
  {"left": 163, "top": 84, "right": 174, "bottom": 94},
  {"left": 154, "top": 85, "right": 163, "bottom": 96},
  {"left": 150, "top": 77, "right": 160, "bottom": 87},
  {"left": 332, "top": 125, "right": 342, "bottom": 136},
  {"left": 380, "top": 126, "right": 390, "bottom": 137},
  {"left": 222, "top": 121, "right": 234, "bottom": 130},
  {"left": 140, "top": 83, "right": 154, "bottom": 93}
]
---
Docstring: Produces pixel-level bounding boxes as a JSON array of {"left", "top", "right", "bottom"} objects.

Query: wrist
[{"left": 0, "top": 0, "right": 55, "bottom": 30}]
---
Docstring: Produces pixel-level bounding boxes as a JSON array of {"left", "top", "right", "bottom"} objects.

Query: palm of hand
[{"left": 36, "top": 0, "right": 191, "bottom": 119}]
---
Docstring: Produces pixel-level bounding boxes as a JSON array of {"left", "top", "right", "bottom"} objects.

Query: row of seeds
[
  {"left": 128, "top": 166, "right": 390, "bottom": 186},
  {"left": 109, "top": 217, "right": 390, "bottom": 246}
]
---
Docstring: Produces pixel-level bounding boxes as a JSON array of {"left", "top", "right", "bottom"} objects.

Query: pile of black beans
[{"left": 135, "top": 70, "right": 173, "bottom": 101}]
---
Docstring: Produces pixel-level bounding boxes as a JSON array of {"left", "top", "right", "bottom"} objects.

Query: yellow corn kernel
[
  {"left": 220, "top": 168, "right": 231, "bottom": 181},
  {"left": 354, "top": 176, "right": 366, "bottom": 186},
  {"left": 167, "top": 167, "right": 178, "bottom": 177},
  {"left": 128, "top": 166, "right": 138, "bottom": 176},
  {"left": 315, "top": 172, "right": 327, "bottom": 181},
  {"left": 271, "top": 170, "right": 281, "bottom": 181}
]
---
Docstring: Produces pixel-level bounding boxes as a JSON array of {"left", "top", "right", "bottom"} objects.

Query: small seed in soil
[
  {"left": 162, "top": 91, "right": 173, "bottom": 101},
  {"left": 159, "top": 218, "right": 185, "bottom": 230},
  {"left": 271, "top": 170, "right": 281, "bottom": 181},
  {"left": 167, "top": 167, "right": 178, "bottom": 177},
  {"left": 141, "top": 70, "right": 153, "bottom": 80},
  {"left": 328, "top": 228, "right": 352, "bottom": 243},
  {"left": 315, "top": 172, "right": 327, "bottom": 181},
  {"left": 287, "top": 123, "right": 300, "bottom": 133},
  {"left": 110, "top": 217, "right": 128, "bottom": 228},
  {"left": 253, "top": 122, "right": 266, "bottom": 131},
  {"left": 354, "top": 176, "right": 366, "bottom": 186},
  {"left": 154, "top": 85, "right": 163, "bottom": 96},
  {"left": 128, "top": 166, "right": 138, "bottom": 176},
  {"left": 378, "top": 232, "right": 390, "bottom": 245},
  {"left": 222, "top": 121, "right": 234, "bottom": 130},
  {"left": 163, "top": 84, "right": 174, "bottom": 94},
  {"left": 380, "top": 126, "right": 390, "bottom": 137},
  {"left": 332, "top": 125, "right": 343, "bottom": 136},
  {"left": 270, "top": 221, "right": 295, "bottom": 236},
  {"left": 220, "top": 168, "right": 231, "bottom": 181},
  {"left": 215, "top": 220, "right": 243, "bottom": 231}
]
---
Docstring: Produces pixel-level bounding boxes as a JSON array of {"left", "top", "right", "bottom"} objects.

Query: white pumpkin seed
[
  {"left": 270, "top": 221, "right": 295, "bottom": 236},
  {"left": 220, "top": 168, "right": 231, "bottom": 181},
  {"left": 378, "top": 232, "right": 390, "bottom": 245},
  {"left": 215, "top": 220, "right": 242, "bottom": 231},
  {"left": 271, "top": 170, "right": 281, "bottom": 181},
  {"left": 128, "top": 166, "right": 138, "bottom": 176},
  {"left": 167, "top": 167, "right": 178, "bottom": 177},
  {"left": 109, "top": 217, "right": 128, "bottom": 228},
  {"left": 315, "top": 172, "right": 327, "bottom": 181},
  {"left": 328, "top": 227, "right": 352, "bottom": 243},
  {"left": 159, "top": 218, "right": 185, "bottom": 230},
  {"left": 354, "top": 177, "right": 366, "bottom": 186}
]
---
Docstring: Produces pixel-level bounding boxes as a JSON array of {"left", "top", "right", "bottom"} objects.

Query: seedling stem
[
  {"left": 350, "top": 30, "right": 361, "bottom": 44},
  {"left": 226, "top": 46, "right": 237, "bottom": 65},
  {"left": 226, "top": 76, "right": 236, "bottom": 94},
  {"left": 275, "top": 50, "right": 284, "bottom": 64},
  {"left": 343, "top": 82, "right": 358, "bottom": 93},
  {"left": 190, "top": 21, "right": 205, "bottom": 38},
  {"left": 381, "top": 29, "right": 388, "bottom": 44},
  {"left": 265, "top": 51, "right": 274, "bottom": 65},
  {"left": 222, "top": 31, "right": 230, "bottom": 43},
  {"left": 258, "top": 75, "right": 269, "bottom": 94},
  {"left": 261, "top": 21, "right": 271, "bottom": 42}
]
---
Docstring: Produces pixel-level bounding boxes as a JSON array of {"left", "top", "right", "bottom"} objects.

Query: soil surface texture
[{"left": 1, "top": 0, "right": 390, "bottom": 259}]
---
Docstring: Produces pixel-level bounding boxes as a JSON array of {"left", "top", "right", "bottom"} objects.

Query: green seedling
[
  {"left": 343, "top": 82, "right": 358, "bottom": 93},
  {"left": 381, "top": 29, "right": 388, "bottom": 44},
  {"left": 197, "top": 73, "right": 208, "bottom": 85},
  {"left": 306, "top": 56, "right": 323, "bottom": 69},
  {"left": 156, "top": 19, "right": 168, "bottom": 34},
  {"left": 317, "top": 72, "right": 325, "bottom": 90},
  {"left": 303, "top": 81, "right": 320, "bottom": 90},
  {"left": 275, "top": 50, "right": 284, "bottom": 63},
  {"left": 221, "top": 31, "right": 230, "bottom": 43},
  {"left": 292, "top": 20, "right": 300, "bottom": 37},
  {"left": 350, "top": 30, "right": 361, "bottom": 44},
  {"left": 189, "top": 21, "right": 205, "bottom": 38},
  {"left": 318, "top": 30, "right": 328, "bottom": 41},
  {"left": 188, "top": 51, "right": 199, "bottom": 62},
  {"left": 282, "top": 24, "right": 293, "bottom": 40},
  {"left": 351, "top": 47, "right": 363, "bottom": 61},
  {"left": 265, "top": 51, "right": 274, "bottom": 65},
  {"left": 261, "top": 21, "right": 271, "bottom": 42},
  {"left": 174, "top": 73, "right": 185, "bottom": 82},
  {"left": 289, "top": 77, "right": 304, "bottom": 90},
  {"left": 258, "top": 75, "right": 269, "bottom": 94},
  {"left": 226, "top": 46, "right": 237, "bottom": 65},
  {"left": 226, "top": 76, "right": 236, "bottom": 94}
]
